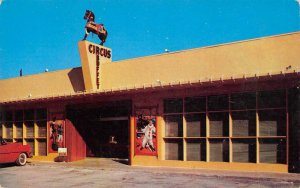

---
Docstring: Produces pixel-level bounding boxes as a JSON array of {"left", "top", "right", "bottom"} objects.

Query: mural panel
[
  {"left": 134, "top": 106, "right": 158, "bottom": 156},
  {"left": 48, "top": 113, "right": 65, "bottom": 153}
]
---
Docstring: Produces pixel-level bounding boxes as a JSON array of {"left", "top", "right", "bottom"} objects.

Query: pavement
[{"left": 28, "top": 158, "right": 300, "bottom": 184}]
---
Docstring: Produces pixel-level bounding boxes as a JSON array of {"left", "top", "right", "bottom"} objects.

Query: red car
[{"left": 0, "top": 137, "right": 33, "bottom": 166}]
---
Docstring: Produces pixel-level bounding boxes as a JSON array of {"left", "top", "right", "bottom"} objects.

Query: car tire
[{"left": 16, "top": 153, "right": 27, "bottom": 166}]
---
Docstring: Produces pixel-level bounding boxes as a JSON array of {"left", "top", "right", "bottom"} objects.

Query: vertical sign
[{"left": 78, "top": 41, "right": 112, "bottom": 91}]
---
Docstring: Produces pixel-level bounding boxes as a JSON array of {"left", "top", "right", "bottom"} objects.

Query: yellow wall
[
  {"left": 0, "top": 32, "right": 299, "bottom": 103},
  {"left": 101, "top": 32, "right": 300, "bottom": 90},
  {"left": 131, "top": 155, "right": 288, "bottom": 173},
  {"left": 0, "top": 68, "right": 85, "bottom": 102}
]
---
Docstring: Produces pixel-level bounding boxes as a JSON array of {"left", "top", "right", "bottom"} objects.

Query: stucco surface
[{"left": 0, "top": 32, "right": 299, "bottom": 102}]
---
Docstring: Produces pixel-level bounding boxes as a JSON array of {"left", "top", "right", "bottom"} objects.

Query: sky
[{"left": 0, "top": 0, "right": 299, "bottom": 79}]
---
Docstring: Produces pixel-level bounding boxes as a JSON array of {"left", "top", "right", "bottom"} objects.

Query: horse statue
[{"left": 82, "top": 10, "right": 108, "bottom": 46}]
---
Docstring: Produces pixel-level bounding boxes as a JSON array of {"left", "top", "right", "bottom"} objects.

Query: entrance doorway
[
  {"left": 66, "top": 101, "right": 131, "bottom": 159},
  {"left": 86, "top": 119, "right": 129, "bottom": 158}
]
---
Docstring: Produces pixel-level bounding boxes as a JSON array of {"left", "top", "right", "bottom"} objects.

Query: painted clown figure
[{"left": 141, "top": 120, "right": 156, "bottom": 152}]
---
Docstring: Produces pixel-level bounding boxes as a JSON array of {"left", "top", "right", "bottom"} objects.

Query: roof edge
[
  {"left": 1, "top": 71, "right": 299, "bottom": 105},
  {"left": 113, "top": 31, "right": 300, "bottom": 63},
  {"left": 0, "top": 66, "right": 82, "bottom": 81}
]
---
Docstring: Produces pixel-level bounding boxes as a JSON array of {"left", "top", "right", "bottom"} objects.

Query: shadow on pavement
[
  {"left": 0, "top": 163, "right": 17, "bottom": 168},
  {"left": 112, "top": 158, "right": 128, "bottom": 165}
]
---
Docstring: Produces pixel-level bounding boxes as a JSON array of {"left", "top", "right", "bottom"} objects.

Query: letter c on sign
[
  {"left": 100, "top": 48, "right": 104, "bottom": 56},
  {"left": 88, "top": 44, "right": 94, "bottom": 53}
]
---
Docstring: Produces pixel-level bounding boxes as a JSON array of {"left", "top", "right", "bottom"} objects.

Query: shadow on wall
[
  {"left": 67, "top": 68, "right": 85, "bottom": 92},
  {"left": 289, "top": 87, "right": 300, "bottom": 173}
]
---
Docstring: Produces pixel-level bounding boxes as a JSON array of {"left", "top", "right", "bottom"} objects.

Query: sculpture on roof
[{"left": 82, "top": 10, "right": 108, "bottom": 46}]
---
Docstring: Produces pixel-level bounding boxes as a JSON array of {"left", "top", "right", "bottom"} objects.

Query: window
[
  {"left": 208, "top": 95, "right": 228, "bottom": 111},
  {"left": 165, "top": 115, "right": 183, "bottom": 137},
  {"left": 4, "top": 111, "right": 13, "bottom": 122},
  {"left": 15, "top": 122, "right": 23, "bottom": 138},
  {"left": 259, "top": 109, "right": 286, "bottom": 136},
  {"left": 37, "top": 121, "right": 47, "bottom": 137},
  {"left": 165, "top": 139, "right": 183, "bottom": 160},
  {"left": 209, "top": 112, "right": 229, "bottom": 137},
  {"left": 36, "top": 109, "right": 47, "bottom": 120},
  {"left": 163, "top": 89, "right": 287, "bottom": 165},
  {"left": 232, "top": 139, "right": 256, "bottom": 163},
  {"left": 25, "top": 121, "right": 34, "bottom": 138},
  {"left": 4, "top": 122, "right": 13, "bottom": 139},
  {"left": 185, "top": 97, "right": 206, "bottom": 112},
  {"left": 232, "top": 111, "right": 256, "bottom": 137},
  {"left": 209, "top": 139, "right": 229, "bottom": 162},
  {"left": 258, "top": 90, "right": 285, "bottom": 109},
  {"left": 231, "top": 92, "right": 256, "bottom": 110},
  {"left": 186, "top": 139, "right": 206, "bottom": 161},
  {"left": 164, "top": 98, "right": 183, "bottom": 113},
  {"left": 186, "top": 114, "right": 206, "bottom": 137},
  {"left": 259, "top": 138, "right": 286, "bottom": 164},
  {"left": 15, "top": 110, "right": 23, "bottom": 121},
  {"left": 24, "top": 109, "right": 35, "bottom": 121},
  {"left": 1, "top": 108, "right": 48, "bottom": 156}
]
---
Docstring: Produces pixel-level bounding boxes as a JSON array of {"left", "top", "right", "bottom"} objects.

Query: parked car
[{"left": 0, "top": 136, "right": 33, "bottom": 166}]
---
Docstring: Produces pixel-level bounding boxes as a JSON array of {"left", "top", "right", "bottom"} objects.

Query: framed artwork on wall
[
  {"left": 134, "top": 105, "right": 158, "bottom": 156},
  {"left": 48, "top": 112, "right": 65, "bottom": 153}
]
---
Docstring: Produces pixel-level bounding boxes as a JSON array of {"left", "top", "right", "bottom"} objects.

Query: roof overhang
[{"left": 1, "top": 72, "right": 299, "bottom": 106}]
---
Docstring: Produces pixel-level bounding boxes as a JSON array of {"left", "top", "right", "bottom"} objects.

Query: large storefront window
[
  {"left": 163, "top": 89, "right": 287, "bottom": 164},
  {"left": 0, "top": 108, "right": 47, "bottom": 156}
]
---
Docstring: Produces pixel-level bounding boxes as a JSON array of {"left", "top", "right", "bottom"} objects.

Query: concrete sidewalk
[{"left": 28, "top": 158, "right": 300, "bottom": 184}]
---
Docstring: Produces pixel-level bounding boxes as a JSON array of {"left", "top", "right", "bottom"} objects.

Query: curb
[{"left": 27, "top": 160, "right": 300, "bottom": 184}]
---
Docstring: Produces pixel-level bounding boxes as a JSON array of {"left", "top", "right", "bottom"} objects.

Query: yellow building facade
[{"left": 0, "top": 32, "right": 299, "bottom": 173}]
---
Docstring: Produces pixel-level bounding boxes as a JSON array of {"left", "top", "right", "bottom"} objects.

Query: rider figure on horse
[{"left": 82, "top": 10, "right": 108, "bottom": 46}]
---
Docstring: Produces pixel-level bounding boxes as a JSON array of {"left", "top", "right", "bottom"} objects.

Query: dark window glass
[
  {"left": 186, "top": 139, "right": 206, "bottom": 161},
  {"left": 24, "top": 109, "right": 34, "bottom": 120},
  {"left": 258, "top": 90, "right": 285, "bottom": 109},
  {"left": 259, "top": 110, "right": 286, "bottom": 136},
  {"left": 165, "top": 115, "right": 183, "bottom": 137},
  {"left": 15, "top": 110, "right": 23, "bottom": 121},
  {"left": 232, "top": 139, "right": 256, "bottom": 163},
  {"left": 208, "top": 95, "right": 228, "bottom": 111},
  {"left": 4, "top": 122, "right": 13, "bottom": 138},
  {"left": 15, "top": 122, "right": 23, "bottom": 138},
  {"left": 232, "top": 111, "right": 256, "bottom": 136},
  {"left": 37, "top": 121, "right": 47, "bottom": 137},
  {"left": 4, "top": 111, "right": 13, "bottom": 121},
  {"left": 209, "top": 138, "right": 229, "bottom": 162},
  {"left": 164, "top": 98, "right": 183, "bottom": 113},
  {"left": 165, "top": 139, "right": 183, "bottom": 160},
  {"left": 186, "top": 114, "right": 206, "bottom": 137},
  {"left": 25, "top": 121, "right": 34, "bottom": 138},
  {"left": 38, "top": 140, "right": 47, "bottom": 156},
  {"left": 36, "top": 109, "right": 47, "bottom": 120},
  {"left": 209, "top": 112, "right": 229, "bottom": 137},
  {"left": 259, "top": 138, "right": 286, "bottom": 164},
  {"left": 231, "top": 92, "right": 256, "bottom": 110},
  {"left": 185, "top": 97, "right": 206, "bottom": 112}
]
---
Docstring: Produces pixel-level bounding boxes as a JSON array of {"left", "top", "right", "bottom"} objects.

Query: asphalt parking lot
[{"left": 0, "top": 158, "right": 299, "bottom": 188}]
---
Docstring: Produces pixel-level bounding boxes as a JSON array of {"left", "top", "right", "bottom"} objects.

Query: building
[{"left": 0, "top": 32, "right": 299, "bottom": 173}]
